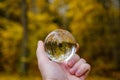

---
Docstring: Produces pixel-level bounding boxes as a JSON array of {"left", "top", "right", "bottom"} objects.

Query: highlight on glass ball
[{"left": 44, "top": 29, "right": 77, "bottom": 62}]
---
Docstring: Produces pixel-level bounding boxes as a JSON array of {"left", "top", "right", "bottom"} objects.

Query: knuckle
[
  {"left": 80, "top": 58, "right": 86, "bottom": 63},
  {"left": 85, "top": 63, "right": 91, "bottom": 70}
]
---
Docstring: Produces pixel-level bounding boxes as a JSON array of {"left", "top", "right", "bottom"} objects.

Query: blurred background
[{"left": 0, "top": 0, "right": 120, "bottom": 80}]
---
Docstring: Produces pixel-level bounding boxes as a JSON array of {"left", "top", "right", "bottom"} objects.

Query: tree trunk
[{"left": 21, "top": 0, "right": 28, "bottom": 75}]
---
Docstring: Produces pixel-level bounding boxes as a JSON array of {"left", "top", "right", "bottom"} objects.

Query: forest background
[{"left": 0, "top": 0, "right": 120, "bottom": 80}]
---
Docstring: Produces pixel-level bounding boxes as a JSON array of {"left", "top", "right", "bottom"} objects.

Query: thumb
[{"left": 36, "top": 40, "right": 49, "bottom": 65}]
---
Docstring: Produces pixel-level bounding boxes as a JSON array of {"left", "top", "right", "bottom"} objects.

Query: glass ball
[{"left": 44, "top": 29, "right": 77, "bottom": 62}]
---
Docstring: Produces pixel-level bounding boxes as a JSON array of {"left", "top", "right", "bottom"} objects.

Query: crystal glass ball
[{"left": 44, "top": 29, "right": 77, "bottom": 62}]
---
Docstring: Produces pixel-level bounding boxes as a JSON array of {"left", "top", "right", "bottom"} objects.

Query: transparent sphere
[{"left": 44, "top": 29, "right": 77, "bottom": 62}]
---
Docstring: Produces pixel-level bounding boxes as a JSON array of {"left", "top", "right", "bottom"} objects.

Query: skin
[{"left": 36, "top": 41, "right": 91, "bottom": 80}]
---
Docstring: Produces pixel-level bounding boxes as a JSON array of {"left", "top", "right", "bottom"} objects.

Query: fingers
[
  {"left": 78, "top": 67, "right": 90, "bottom": 80},
  {"left": 75, "top": 63, "right": 90, "bottom": 77},
  {"left": 69, "top": 58, "right": 91, "bottom": 77},
  {"left": 67, "top": 43, "right": 90, "bottom": 78},
  {"left": 67, "top": 54, "right": 80, "bottom": 67},
  {"left": 69, "top": 58, "right": 86, "bottom": 74},
  {"left": 36, "top": 40, "right": 49, "bottom": 64}
]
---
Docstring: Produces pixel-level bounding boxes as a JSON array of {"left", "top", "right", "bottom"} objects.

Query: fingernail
[
  {"left": 67, "top": 60, "right": 73, "bottom": 67},
  {"left": 38, "top": 41, "right": 43, "bottom": 46},
  {"left": 70, "top": 67, "right": 77, "bottom": 75},
  {"left": 75, "top": 69, "right": 82, "bottom": 76},
  {"left": 70, "top": 68, "right": 75, "bottom": 74}
]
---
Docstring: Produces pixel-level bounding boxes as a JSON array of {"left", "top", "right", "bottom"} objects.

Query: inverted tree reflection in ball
[{"left": 44, "top": 29, "right": 77, "bottom": 62}]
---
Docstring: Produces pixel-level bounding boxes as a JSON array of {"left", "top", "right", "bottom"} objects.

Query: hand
[{"left": 36, "top": 41, "right": 91, "bottom": 80}]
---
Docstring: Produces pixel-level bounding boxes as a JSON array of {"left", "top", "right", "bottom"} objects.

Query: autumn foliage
[{"left": 0, "top": 0, "right": 119, "bottom": 79}]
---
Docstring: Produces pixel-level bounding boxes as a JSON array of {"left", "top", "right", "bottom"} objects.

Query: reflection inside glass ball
[{"left": 44, "top": 29, "right": 77, "bottom": 62}]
